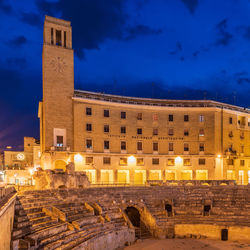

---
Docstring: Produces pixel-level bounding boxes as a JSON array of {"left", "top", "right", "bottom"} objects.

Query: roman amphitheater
[{"left": 0, "top": 15, "right": 250, "bottom": 250}]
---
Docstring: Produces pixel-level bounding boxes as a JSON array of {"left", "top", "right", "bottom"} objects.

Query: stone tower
[{"left": 40, "top": 16, "right": 74, "bottom": 156}]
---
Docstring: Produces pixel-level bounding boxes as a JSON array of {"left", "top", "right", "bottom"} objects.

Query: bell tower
[{"left": 41, "top": 16, "right": 74, "bottom": 155}]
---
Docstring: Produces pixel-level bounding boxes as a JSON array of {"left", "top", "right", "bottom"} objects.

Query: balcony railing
[{"left": 50, "top": 146, "right": 70, "bottom": 151}]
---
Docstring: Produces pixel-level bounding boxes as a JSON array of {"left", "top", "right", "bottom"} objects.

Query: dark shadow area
[
  {"left": 165, "top": 204, "right": 173, "bottom": 217},
  {"left": 203, "top": 205, "right": 211, "bottom": 216},
  {"left": 221, "top": 229, "right": 228, "bottom": 241},
  {"left": 125, "top": 206, "right": 140, "bottom": 227}
]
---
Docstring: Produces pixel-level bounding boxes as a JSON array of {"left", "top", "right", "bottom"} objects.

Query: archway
[
  {"left": 203, "top": 205, "right": 211, "bottom": 216},
  {"left": 54, "top": 160, "right": 67, "bottom": 171},
  {"left": 125, "top": 206, "right": 140, "bottom": 227},
  {"left": 165, "top": 204, "right": 173, "bottom": 217},
  {"left": 221, "top": 229, "right": 228, "bottom": 241}
]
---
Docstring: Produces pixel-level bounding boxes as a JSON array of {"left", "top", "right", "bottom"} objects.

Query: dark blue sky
[{"left": 0, "top": 0, "right": 250, "bottom": 150}]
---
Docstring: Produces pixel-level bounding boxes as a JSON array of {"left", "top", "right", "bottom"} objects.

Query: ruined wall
[{"left": 0, "top": 187, "right": 16, "bottom": 250}]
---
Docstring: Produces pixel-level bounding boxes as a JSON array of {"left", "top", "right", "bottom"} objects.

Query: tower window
[
  {"left": 137, "top": 113, "right": 142, "bottom": 120},
  {"left": 51, "top": 28, "right": 54, "bottom": 45},
  {"left": 184, "top": 143, "right": 189, "bottom": 152},
  {"left": 199, "top": 115, "right": 205, "bottom": 122},
  {"left": 153, "top": 128, "right": 158, "bottom": 136},
  {"left": 56, "top": 30, "right": 62, "bottom": 46},
  {"left": 229, "top": 117, "right": 233, "bottom": 124},
  {"left": 64, "top": 31, "right": 66, "bottom": 47},
  {"left": 203, "top": 205, "right": 211, "bottom": 216},
  {"left": 169, "top": 143, "right": 174, "bottom": 152},
  {"left": 169, "top": 114, "right": 173, "bottom": 122},
  {"left": 56, "top": 136, "right": 63, "bottom": 147},
  {"left": 152, "top": 158, "right": 159, "bottom": 165},
  {"left": 184, "top": 129, "right": 189, "bottom": 136},
  {"left": 168, "top": 128, "right": 174, "bottom": 136},
  {"left": 199, "top": 143, "right": 205, "bottom": 152}
]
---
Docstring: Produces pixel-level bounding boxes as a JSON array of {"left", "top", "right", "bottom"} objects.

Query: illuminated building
[{"left": 39, "top": 16, "right": 250, "bottom": 185}]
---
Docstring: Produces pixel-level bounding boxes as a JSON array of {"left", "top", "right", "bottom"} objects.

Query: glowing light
[
  {"left": 6, "top": 146, "right": 12, "bottom": 149},
  {"left": 74, "top": 154, "right": 83, "bottom": 163},
  {"left": 217, "top": 154, "right": 221, "bottom": 158},
  {"left": 128, "top": 156, "right": 136, "bottom": 164},
  {"left": 175, "top": 156, "right": 182, "bottom": 165},
  {"left": 29, "top": 169, "right": 34, "bottom": 175}
]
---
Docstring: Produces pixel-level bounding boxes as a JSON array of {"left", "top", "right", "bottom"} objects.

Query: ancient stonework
[{"left": 33, "top": 163, "right": 90, "bottom": 190}]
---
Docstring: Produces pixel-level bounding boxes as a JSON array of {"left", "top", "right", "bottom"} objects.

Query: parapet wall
[{"left": 0, "top": 186, "right": 17, "bottom": 250}]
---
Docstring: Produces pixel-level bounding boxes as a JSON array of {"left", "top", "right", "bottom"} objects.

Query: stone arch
[
  {"left": 125, "top": 206, "right": 141, "bottom": 227},
  {"left": 54, "top": 159, "right": 67, "bottom": 171}
]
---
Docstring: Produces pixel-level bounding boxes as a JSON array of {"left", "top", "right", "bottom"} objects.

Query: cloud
[
  {"left": 20, "top": 12, "right": 42, "bottom": 27},
  {"left": 36, "top": 0, "right": 160, "bottom": 59},
  {"left": 7, "top": 35, "right": 27, "bottom": 48},
  {"left": 0, "top": 0, "right": 12, "bottom": 14},
  {"left": 215, "top": 19, "right": 232, "bottom": 46},
  {"left": 124, "top": 24, "right": 162, "bottom": 40},
  {"left": 180, "top": 0, "right": 199, "bottom": 15}
]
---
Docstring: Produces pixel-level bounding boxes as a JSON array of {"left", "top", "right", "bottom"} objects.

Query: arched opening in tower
[
  {"left": 125, "top": 206, "right": 140, "bottom": 227},
  {"left": 221, "top": 229, "right": 228, "bottom": 241}
]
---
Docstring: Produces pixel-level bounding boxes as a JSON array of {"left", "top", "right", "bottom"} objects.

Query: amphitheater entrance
[
  {"left": 221, "top": 229, "right": 228, "bottom": 241},
  {"left": 125, "top": 206, "right": 151, "bottom": 239}
]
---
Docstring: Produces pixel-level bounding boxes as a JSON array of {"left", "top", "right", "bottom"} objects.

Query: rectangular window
[
  {"left": 184, "top": 115, "right": 189, "bottom": 122},
  {"left": 56, "top": 30, "right": 62, "bottom": 46},
  {"left": 120, "top": 158, "right": 127, "bottom": 165},
  {"left": 229, "top": 131, "right": 233, "bottom": 138},
  {"left": 240, "top": 145, "right": 244, "bottom": 153},
  {"left": 227, "top": 159, "right": 234, "bottom": 165},
  {"left": 229, "top": 117, "right": 233, "bottom": 124},
  {"left": 240, "top": 132, "right": 244, "bottom": 139},
  {"left": 103, "top": 157, "right": 111, "bottom": 165},
  {"left": 137, "top": 158, "right": 144, "bottom": 165},
  {"left": 199, "top": 115, "right": 204, "bottom": 122},
  {"left": 85, "top": 157, "right": 93, "bottom": 165},
  {"left": 153, "top": 113, "right": 158, "bottom": 121},
  {"left": 184, "top": 143, "right": 189, "bottom": 152},
  {"left": 199, "top": 158, "right": 206, "bottom": 165},
  {"left": 169, "top": 143, "right": 174, "bottom": 151},
  {"left": 56, "top": 136, "right": 63, "bottom": 147},
  {"left": 51, "top": 28, "right": 54, "bottom": 44},
  {"left": 104, "top": 140, "right": 109, "bottom": 150},
  {"left": 104, "top": 109, "right": 109, "bottom": 117},
  {"left": 199, "top": 143, "right": 205, "bottom": 152},
  {"left": 184, "top": 129, "right": 189, "bottom": 136},
  {"left": 137, "top": 141, "right": 142, "bottom": 151},
  {"left": 86, "top": 123, "right": 92, "bottom": 131},
  {"left": 153, "top": 128, "right": 158, "bottom": 136},
  {"left": 137, "top": 128, "right": 142, "bottom": 135},
  {"left": 153, "top": 142, "right": 158, "bottom": 151},
  {"left": 121, "top": 141, "right": 126, "bottom": 150},
  {"left": 86, "top": 107, "right": 92, "bottom": 116},
  {"left": 121, "top": 126, "right": 126, "bottom": 134},
  {"left": 240, "top": 160, "right": 245, "bottom": 166},
  {"left": 137, "top": 113, "right": 142, "bottom": 120},
  {"left": 64, "top": 31, "right": 66, "bottom": 47},
  {"left": 168, "top": 159, "right": 175, "bottom": 166},
  {"left": 199, "top": 128, "right": 205, "bottom": 136},
  {"left": 86, "top": 139, "right": 92, "bottom": 149},
  {"left": 169, "top": 114, "right": 173, "bottom": 122},
  {"left": 104, "top": 125, "right": 109, "bottom": 133},
  {"left": 152, "top": 158, "right": 159, "bottom": 165},
  {"left": 121, "top": 111, "right": 126, "bottom": 119},
  {"left": 168, "top": 128, "right": 174, "bottom": 136},
  {"left": 184, "top": 159, "right": 191, "bottom": 166}
]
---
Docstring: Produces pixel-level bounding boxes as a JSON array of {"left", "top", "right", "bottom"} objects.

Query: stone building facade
[{"left": 39, "top": 16, "right": 250, "bottom": 185}]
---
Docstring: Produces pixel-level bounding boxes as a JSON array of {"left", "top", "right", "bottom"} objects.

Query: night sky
[{"left": 0, "top": 0, "right": 250, "bottom": 150}]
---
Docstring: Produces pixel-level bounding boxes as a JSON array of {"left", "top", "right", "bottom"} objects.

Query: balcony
[{"left": 50, "top": 146, "right": 70, "bottom": 152}]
